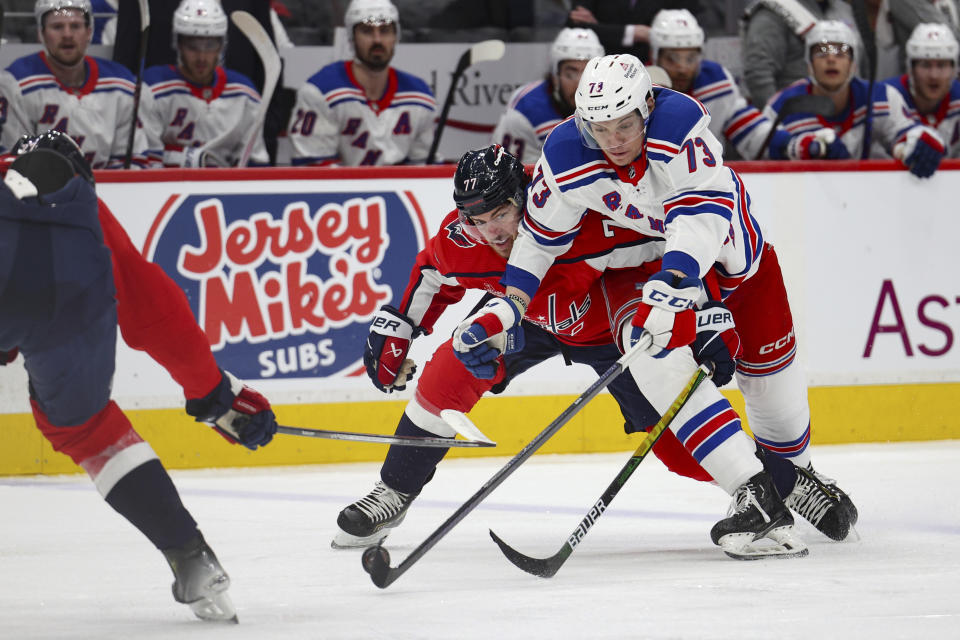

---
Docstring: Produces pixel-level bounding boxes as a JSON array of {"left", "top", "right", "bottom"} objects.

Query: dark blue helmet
[
  {"left": 11, "top": 130, "right": 94, "bottom": 187},
  {"left": 453, "top": 144, "right": 526, "bottom": 218}
]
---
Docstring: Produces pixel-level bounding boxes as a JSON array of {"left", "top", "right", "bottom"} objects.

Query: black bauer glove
[
  {"left": 185, "top": 369, "right": 277, "bottom": 450},
  {"left": 363, "top": 305, "right": 419, "bottom": 393},
  {"left": 692, "top": 301, "right": 742, "bottom": 387}
]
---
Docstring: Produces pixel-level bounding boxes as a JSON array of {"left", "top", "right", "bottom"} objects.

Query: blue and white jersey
[
  {"left": 506, "top": 87, "right": 764, "bottom": 301},
  {"left": 691, "top": 60, "right": 771, "bottom": 160},
  {"left": 0, "top": 52, "right": 149, "bottom": 168},
  {"left": 492, "top": 80, "right": 564, "bottom": 164},
  {"left": 764, "top": 77, "right": 934, "bottom": 158},
  {"left": 142, "top": 65, "right": 268, "bottom": 166},
  {"left": 288, "top": 60, "right": 436, "bottom": 166},
  {"left": 884, "top": 73, "right": 960, "bottom": 158}
]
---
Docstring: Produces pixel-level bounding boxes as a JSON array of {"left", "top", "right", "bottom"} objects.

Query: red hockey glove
[
  {"left": 363, "top": 305, "right": 419, "bottom": 393},
  {"left": 185, "top": 370, "right": 277, "bottom": 450}
]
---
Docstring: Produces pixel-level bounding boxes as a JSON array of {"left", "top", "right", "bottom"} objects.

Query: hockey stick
[
  {"left": 851, "top": 0, "right": 878, "bottom": 159},
  {"left": 122, "top": 0, "right": 149, "bottom": 169},
  {"left": 488, "top": 364, "right": 711, "bottom": 578},
  {"left": 361, "top": 332, "right": 654, "bottom": 589},
  {"left": 754, "top": 94, "right": 835, "bottom": 160},
  {"left": 230, "top": 10, "right": 281, "bottom": 167},
  {"left": 425, "top": 39, "right": 505, "bottom": 164},
  {"left": 277, "top": 410, "right": 495, "bottom": 448}
]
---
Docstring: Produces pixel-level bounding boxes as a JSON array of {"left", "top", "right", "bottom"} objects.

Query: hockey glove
[
  {"left": 785, "top": 128, "right": 848, "bottom": 160},
  {"left": 0, "top": 348, "right": 18, "bottom": 365},
  {"left": 185, "top": 370, "right": 277, "bottom": 450},
  {"left": 364, "top": 305, "right": 419, "bottom": 393},
  {"left": 894, "top": 127, "right": 945, "bottom": 178},
  {"left": 452, "top": 296, "right": 525, "bottom": 379},
  {"left": 692, "top": 301, "right": 742, "bottom": 386},
  {"left": 630, "top": 271, "right": 700, "bottom": 357}
]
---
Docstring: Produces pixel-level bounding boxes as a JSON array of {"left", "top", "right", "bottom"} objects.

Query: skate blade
[
  {"left": 719, "top": 526, "right": 809, "bottom": 560},
  {"left": 331, "top": 529, "right": 390, "bottom": 550},
  {"left": 189, "top": 591, "right": 238, "bottom": 624}
]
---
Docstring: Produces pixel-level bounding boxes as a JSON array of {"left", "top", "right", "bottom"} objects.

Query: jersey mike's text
[{"left": 178, "top": 197, "right": 392, "bottom": 349}]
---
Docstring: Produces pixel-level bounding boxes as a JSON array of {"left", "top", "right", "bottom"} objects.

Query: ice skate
[
  {"left": 786, "top": 464, "right": 858, "bottom": 541},
  {"left": 711, "top": 472, "right": 808, "bottom": 560},
  {"left": 162, "top": 533, "right": 237, "bottom": 623},
  {"left": 332, "top": 481, "right": 417, "bottom": 549}
]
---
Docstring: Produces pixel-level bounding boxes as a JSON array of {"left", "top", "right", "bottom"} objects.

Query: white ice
[{"left": 2, "top": 441, "right": 959, "bottom": 640}]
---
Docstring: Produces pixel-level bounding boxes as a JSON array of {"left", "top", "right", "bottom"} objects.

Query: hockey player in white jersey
[
  {"left": 491, "top": 28, "right": 604, "bottom": 164},
  {"left": 766, "top": 20, "right": 946, "bottom": 175},
  {"left": 884, "top": 23, "right": 960, "bottom": 157},
  {"left": 453, "top": 54, "right": 858, "bottom": 556},
  {"left": 649, "top": 9, "right": 772, "bottom": 160},
  {"left": 0, "top": 0, "right": 150, "bottom": 167},
  {"left": 287, "top": 0, "right": 436, "bottom": 166},
  {"left": 141, "top": 0, "right": 269, "bottom": 167}
]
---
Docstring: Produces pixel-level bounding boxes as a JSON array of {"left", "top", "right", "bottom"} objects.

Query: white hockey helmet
[
  {"left": 550, "top": 28, "right": 605, "bottom": 75},
  {"left": 650, "top": 9, "right": 705, "bottom": 62},
  {"left": 35, "top": 0, "right": 91, "bottom": 28},
  {"left": 344, "top": 0, "right": 400, "bottom": 41},
  {"left": 575, "top": 54, "right": 653, "bottom": 149},
  {"left": 804, "top": 20, "right": 858, "bottom": 67},
  {"left": 172, "top": 0, "right": 228, "bottom": 45},
  {"left": 906, "top": 23, "right": 959, "bottom": 65}
]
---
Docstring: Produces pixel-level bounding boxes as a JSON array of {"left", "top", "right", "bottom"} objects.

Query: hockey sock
[
  {"left": 104, "top": 459, "right": 199, "bottom": 550},
  {"left": 380, "top": 414, "right": 450, "bottom": 495},
  {"left": 755, "top": 444, "right": 799, "bottom": 498}
]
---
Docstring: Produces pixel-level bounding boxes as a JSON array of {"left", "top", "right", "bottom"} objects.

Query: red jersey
[{"left": 395, "top": 210, "right": 662, "bottom": 346}]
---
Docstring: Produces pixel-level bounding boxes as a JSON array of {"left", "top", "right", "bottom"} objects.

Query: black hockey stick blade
[
  {"left": 360, "top": 334, "right": 654, "bottom": 588},
  {"left": 276, "top": 425, "right": 494, "bottom": 447},
  {"left": 488, "top": 365, "right": 710, "bottom": 578},
  {"left": 489, "top": 529, "right": 568, "bottom": 577}
]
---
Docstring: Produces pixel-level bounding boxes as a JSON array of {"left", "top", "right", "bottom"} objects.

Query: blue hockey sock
[
  {"left": 104, "top": 459, "right": 198, "bottom": 550},
  {"left": 755, "top": 444, "right": 798, "bottom": 498},
  {"left": 380, "top": 413, "right": 449, "bottom": 495}
]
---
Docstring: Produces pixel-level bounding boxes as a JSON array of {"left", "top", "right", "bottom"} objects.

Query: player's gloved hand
[
  {"left": 185, "top": 369, "right": 277, "bottom": 450},
  {"left": 183, "top": 145, "right": 228, "bottom": 168},
  {"left": 692, "top": 301, "right": 742, "bottom": 386},
  {"left": 452, "top": 296, "right": 526, "bottom": 379},
  {"left": 894, "top": 127, "right": 945, "bottom": 178},
  {"left": 630, "top": 271, "right": 700, "bottom": 357},
  {"left": 0, "top": 347, "right": 18, "bottom": 365},
  {"left": 786, "top": 128, "right": 845, "bottom": 160},
  {"left": 363, "top": 305, "right": 419, "bottom": 393}
]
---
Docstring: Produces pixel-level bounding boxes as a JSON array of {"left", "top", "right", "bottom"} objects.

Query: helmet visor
[
  {"left": 575, "top": 110, "right": 646, "bottom": 152},
  {"left": 457, "top": 202, "right": 521, "bottom": 246}
]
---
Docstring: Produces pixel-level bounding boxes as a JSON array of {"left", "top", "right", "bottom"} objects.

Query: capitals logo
[{"left": 144, "top": 190, "right": 428, "bottom": 380}]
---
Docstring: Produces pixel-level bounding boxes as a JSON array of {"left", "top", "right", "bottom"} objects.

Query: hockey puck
[{"left": 362, "top": 546, "right": 389, "bottom": 574}]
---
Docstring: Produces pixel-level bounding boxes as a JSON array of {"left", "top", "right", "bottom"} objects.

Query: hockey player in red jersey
[
  {"left": 334, "top": 145, "right": 846, "bottom": 559},
  {"left": 0, "top": 131, "right": 277, "bottom": 622}
]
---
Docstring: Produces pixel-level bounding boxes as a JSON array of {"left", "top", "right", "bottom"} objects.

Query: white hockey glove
[
  {"left": 165, "top": 146, "right": 229, "bottom": 168},
  {"left": 629, "top": 271, "right": 700, "bottom": 357},
  {"left": 452, "top": 296, "right": 525, "bottom": 379}
]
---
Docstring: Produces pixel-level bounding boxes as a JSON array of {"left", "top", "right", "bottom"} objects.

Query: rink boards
[{"left": 2, "top": 161, "right": 958, "bottom": 474}]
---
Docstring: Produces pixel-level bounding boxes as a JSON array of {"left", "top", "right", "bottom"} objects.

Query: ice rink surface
[{"left": 2, "top": 440, "right": 959, "bottom": 640}]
